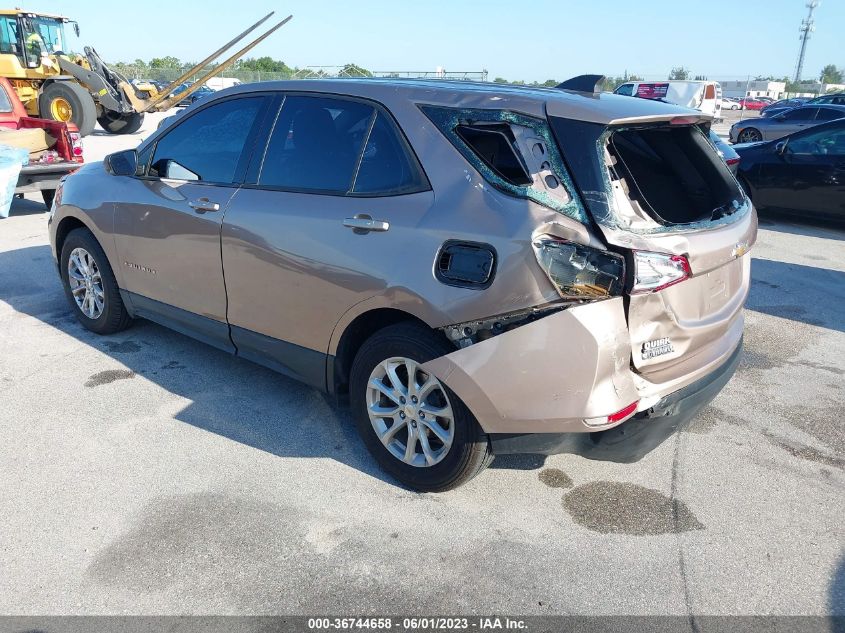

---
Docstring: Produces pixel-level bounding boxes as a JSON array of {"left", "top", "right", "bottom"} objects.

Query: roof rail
[{"left": 555, "top": 74, "right": 605, "bottom": 94}]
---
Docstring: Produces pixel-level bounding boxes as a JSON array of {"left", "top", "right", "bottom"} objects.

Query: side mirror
[
  {"left": 773, "top": 114, "right": 786, "bottom": 121},
  {"left": 774, "top": 141, "right": 788, "bottom": 156},
  {"left": 105, "top": 149, "right": 137, "bottom": 176}
]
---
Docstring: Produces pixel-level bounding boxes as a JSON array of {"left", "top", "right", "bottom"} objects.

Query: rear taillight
[
  {"left": 532, "top": 236, "right": 625, "bottom": 300},
  {"left": 725, "top": 157, "right": 740, "bottom": 166},
  {"left": 585, "top": 400, "right": 640, "bottom": 427},
  {"left": 70, "top": 132, "right": 83, "bottom": 161},
  {"left": 631, "top": 251, "right": 691, "bottom": 294}
]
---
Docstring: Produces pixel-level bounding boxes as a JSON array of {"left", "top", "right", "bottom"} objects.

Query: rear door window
[
  {"left": 259, "top": 95, "right": 373, "bottom": 193},
  {"left": 815, "top": 107, "right": 844, "bottom": 121},
  {"left": 782, "top": 107, "right": 817, "bottom": 121},
  {"left": 352, "top": 112, "right": 427, "bottom": 195},
  {"left": 149, "top": 96, "right": 266, "bottom": 183}
]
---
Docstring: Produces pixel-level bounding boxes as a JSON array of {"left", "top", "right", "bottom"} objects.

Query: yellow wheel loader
[{"left": 0, "top": 9, "right": 291, "bottom": 136}]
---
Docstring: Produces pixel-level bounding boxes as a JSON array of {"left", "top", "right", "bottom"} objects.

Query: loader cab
[{"left": 0, "top": 12, "right": 76, "bottom": 71}]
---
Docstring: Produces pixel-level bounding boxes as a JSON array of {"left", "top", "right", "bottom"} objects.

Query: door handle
[
  {"left": 343, "top": 214, "right": 389, "bottom": 234},
  {"left": 188, "top": 198, "right": 220, "bottom": 213}
]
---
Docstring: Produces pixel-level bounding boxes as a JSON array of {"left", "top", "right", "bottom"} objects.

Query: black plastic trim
[
  {"left": 125, "top": 291, "right": 235, "bottom": 354},
  {"left": 230, "top": 325, "right": 327, "bottom": 391},
  {"left": 489, "top": 337, "right": 743, "bottom": 462}
]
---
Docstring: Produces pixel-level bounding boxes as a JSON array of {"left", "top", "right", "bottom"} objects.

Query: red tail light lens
[
  {"left": 631, "top": 251, "right": 691, "bottom": 294},
  {"left": 585, "top": 400, "right": 640, "bottom": 427},
  {"left": 608, "top": 401, "right": 639, "bottom": 423},
  {"left": 725, "top": 157, "right": 740, "bottom": 166},
  {"left": 70, "top": 132, "right": 83, "bottom": 161}
]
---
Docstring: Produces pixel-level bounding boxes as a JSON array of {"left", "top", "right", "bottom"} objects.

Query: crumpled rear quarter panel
[{"left": 421, "top": 298, "right": 639, "bottom": 434}]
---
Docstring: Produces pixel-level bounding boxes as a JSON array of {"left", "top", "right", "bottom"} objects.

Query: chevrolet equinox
[{"left": 48, "top": 77, "right": 756, "bottom": 491}]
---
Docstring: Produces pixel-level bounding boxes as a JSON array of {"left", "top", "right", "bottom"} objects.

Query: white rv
[{"left": 614, "top": 80, "right": 723, "bottom": 120}]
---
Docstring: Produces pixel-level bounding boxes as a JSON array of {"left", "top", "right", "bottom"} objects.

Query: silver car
[{"left": 730, "top": 104, "right": 845, "bottom": 143}]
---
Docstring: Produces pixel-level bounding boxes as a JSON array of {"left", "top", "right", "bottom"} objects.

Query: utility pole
[{"left": 793, "top": 0, "right": 819, "bottom": 83}]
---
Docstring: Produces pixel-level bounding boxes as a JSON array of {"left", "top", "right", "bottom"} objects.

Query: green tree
[
  {"left": 493, "top": 77, "right": 508, "bottom": 83},
  {"left": 668, "top": 66, "right": 689, "bottom": 80},
  {"left": 542, "top": 79, "right": 558, "bottom": 87},
  {"left": 149, "top": 56, "right": 182, "bottom": 70},
  {"left": 340, "top": 63, "right": 371, "bottom": 77},
  {"left": 819, "top": 64, "right": 843, "bottom": 84}
]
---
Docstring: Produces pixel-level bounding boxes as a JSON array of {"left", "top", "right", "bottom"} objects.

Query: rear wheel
[
  {"left": 39, "top": 82, "right": 96, "bottom": 137},
  {"left": 737, "top": 127, "right": 762, "bottom": 143},
  {"left": 97, "top": 111, "right": 145, "bottom": 135},
  {"left": 60, "top": 228, "right": 132, "bottom": 334},
  {"left": 350, "top": 322, "right": 493, "bottom": 491}
]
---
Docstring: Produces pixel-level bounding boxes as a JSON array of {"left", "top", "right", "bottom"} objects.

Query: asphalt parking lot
[{"left": 0, "top": 112, "right": 843, "bottom": 616}]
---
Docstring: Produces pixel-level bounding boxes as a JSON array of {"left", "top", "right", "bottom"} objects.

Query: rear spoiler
[
  {"left": 548, "top": 74, "right": 713, "bottom": 126},
  {"left": 555, "top": 74, "right": 605, "bottom": 94}
]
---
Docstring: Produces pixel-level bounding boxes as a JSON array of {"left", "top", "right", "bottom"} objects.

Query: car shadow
[
  {"left": 5, "top": 196, "right": 48, "bottom": 217},
  {"left": 0, "top": 243, "right": 548, "bottom": 485},
  {"left": 758, "top": 214, "right": 845, "bottom": 241},
  {"left": 748, "top": 258, "right": 845, "bottom": 334}
]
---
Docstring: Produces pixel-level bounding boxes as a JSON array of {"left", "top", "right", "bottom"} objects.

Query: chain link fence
[{"left": 113, "top": 64, "right": 488, "bottom": 86}]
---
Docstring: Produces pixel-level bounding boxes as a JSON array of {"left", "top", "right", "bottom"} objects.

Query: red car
[
  {"left": 0, "top": 77, "right": 83, "bottom": 208},
  {"left": 738, "top": 97, "right": 766, "bottom": 111}
]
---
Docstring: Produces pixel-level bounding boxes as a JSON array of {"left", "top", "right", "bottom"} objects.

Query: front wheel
[
  {"left": 737, "top": 127, "right": 763, "bottom": 143},
  {"left": 60, "top": 228, "right": 132, "bottom": 334},
  {"left": 97, "top": 111, "right": 145, "bottom": 135},
  {"left": 39, "top": 81, "right": 96, "bottom": 137},
  {"left": 350, "top": 322, "right": 493, "bottom": 491}
]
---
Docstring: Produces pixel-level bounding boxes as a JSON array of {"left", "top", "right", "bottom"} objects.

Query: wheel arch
[
  {"left": 329, "top": 306, "right": 446, "bottom": 399},
  {"left": 54, "top": 214, "right": 91, "bottom": 261}
]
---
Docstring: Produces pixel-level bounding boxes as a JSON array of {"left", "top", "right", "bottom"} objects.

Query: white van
[
  {"left": 204, "top": 77, "right": 242, "bottom": 91},
  {"left": 614, "top": 80, "right": 722, "bottom": 120}
]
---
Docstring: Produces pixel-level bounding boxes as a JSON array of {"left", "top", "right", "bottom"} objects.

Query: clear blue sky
[{"left": 37, "top": 0, "right": 845, "bottom": 82}]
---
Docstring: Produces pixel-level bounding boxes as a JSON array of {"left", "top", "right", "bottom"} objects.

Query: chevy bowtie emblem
[{"left": 732, "top": 242, "right": 750, "bottom": 258}]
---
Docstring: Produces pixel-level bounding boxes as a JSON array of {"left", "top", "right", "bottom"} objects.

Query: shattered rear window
[{"left": 420, "top": 105, "right": 588, "bottom": 223}]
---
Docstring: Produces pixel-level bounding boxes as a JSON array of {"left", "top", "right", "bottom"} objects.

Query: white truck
[{"left": 614, "top": 80, "right": 723, "bottom": 121}]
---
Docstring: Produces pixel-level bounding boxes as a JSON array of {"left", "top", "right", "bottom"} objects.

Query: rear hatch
[{"left": 549, "top": 111, "right": 756, "bottom": 384}]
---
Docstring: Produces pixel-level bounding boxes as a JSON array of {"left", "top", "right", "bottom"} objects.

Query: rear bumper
[
  {"left": 16, "top": 163, "right": 77, "bottom": 193},
  {"left": 490, "top": 337, "right": 742, "bottom": 461}
]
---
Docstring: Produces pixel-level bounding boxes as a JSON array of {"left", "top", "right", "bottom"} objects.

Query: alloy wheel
[
  {"left": 67, "top": 247, "right": 105, "bottom": 319},
  {"left": 366, "top": 356, "right": 455, "bottom": 467},
  {"left": 738, "top": 129, "right": 762, "bottom": 143}
]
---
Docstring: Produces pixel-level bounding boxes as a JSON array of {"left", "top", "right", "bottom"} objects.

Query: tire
[
  {"left": 737, "top": 127, "right": 763, "bottom": 143},
  {"left": 60, "top": 228, "right": 132, "bottom": 335},
  {"left": 39, "top": 81, "right": 96, "bottom": 137},
  {"left": 349, "top": 322, "right": 493, "bottom": 492},
  {"left": 97, "top": 111, "right": 145, "bottom": 135},
  {"left": 41, "top": 189, "right": 55, "bottom": 209}
]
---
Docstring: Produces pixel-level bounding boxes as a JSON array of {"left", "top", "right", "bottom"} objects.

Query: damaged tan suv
[{"left": 48, "top": 76, "right": 756, "bottom": 491}]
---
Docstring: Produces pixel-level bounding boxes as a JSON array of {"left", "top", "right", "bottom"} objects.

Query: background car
[
  {"left": 738, "top": 97, "right": 766, "bottom": 111},
  {"left": 734, "top": 118, "right": 845, "bottom": 220},
  {"left": 175, "top": 83, "right": 215, "bottom": 107},
  {"left": 810, "top": 92, "right": 845, "bottom": 106},
  {"left": 708, "top": 129, "right": 740, "bottom": 173},
  {"left": 729, "top": 104, "right": 845, "bottom": 143},
  {"left": 761, "top": 97, "right": 810, "bottom": 117},
  {"left": 722, "top": 97, "right": 741, "bottom": 110}
]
